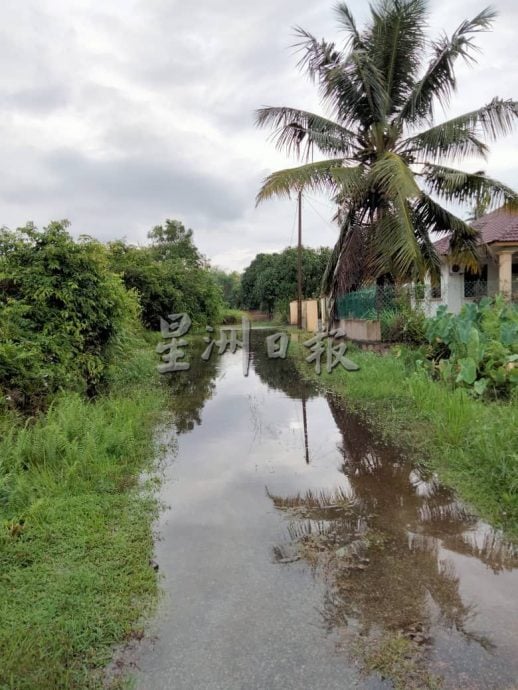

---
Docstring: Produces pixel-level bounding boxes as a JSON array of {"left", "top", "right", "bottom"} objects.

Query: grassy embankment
[
  {"left": 290, "top": 340, "right": 518, "bottom": 537},
  {"left": 0, "top": 333, "right": 166, "bottom": 690}
]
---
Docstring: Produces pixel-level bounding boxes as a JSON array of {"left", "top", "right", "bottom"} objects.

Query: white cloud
[{"left": 0, "top": 0, "right": 517, "bottom": 269}]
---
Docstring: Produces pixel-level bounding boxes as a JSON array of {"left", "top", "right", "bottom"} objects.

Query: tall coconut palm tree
[{"left": 256, "top": 0, "right": 518, "bottom": 298}]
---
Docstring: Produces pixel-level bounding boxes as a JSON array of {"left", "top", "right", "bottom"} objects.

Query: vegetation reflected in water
[
  {"left": 268, "top": 397, "right": 518, "bottom": 689},
  {"left": 164, "top": 338, "right": 219, "bottom": 434}
]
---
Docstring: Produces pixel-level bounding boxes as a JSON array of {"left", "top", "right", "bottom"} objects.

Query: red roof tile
[{"left": 434, "top": 208, "right": 518, "bottom": 255}]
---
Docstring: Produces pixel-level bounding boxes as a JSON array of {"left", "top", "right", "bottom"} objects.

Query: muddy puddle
[{"left": 134, "top": 331, "right": 518, "bottom": 690}]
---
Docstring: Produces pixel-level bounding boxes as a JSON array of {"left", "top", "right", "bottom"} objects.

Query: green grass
[
  {"left": 0, "top": 338, "right": 166, "bottom": 689},
  {"left": 357, "top": 632, "right": 442, "bottom": 690},
  {"left": 220, "top": 308, "right": 248, "bottom": 324},
  {"left": 290, "top": 341, "right": 518, "bottom": 537}
]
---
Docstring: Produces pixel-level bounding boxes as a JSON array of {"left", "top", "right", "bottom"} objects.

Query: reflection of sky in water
[
  {"left": 143, "top": 344, "right": 518, "bottom": 690},
  {"left": 166, "top": 354, "right": 350, "bottom": 503}
]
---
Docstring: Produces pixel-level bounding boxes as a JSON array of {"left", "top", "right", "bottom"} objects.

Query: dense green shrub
[
  {"left": 0, "top": 222, "right": 138, "bottom": 408},
  {"left": 107, "top": 222, "right": 223, "bottom": 329},
  {"left": 423, "top": 297, "right": 518, "bottom": 397},
  {"left": 380, "top": 303, "right": 427, "bottom": 344}
]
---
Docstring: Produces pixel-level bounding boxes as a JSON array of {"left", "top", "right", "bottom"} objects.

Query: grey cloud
[
  {"left": 2, "top": 84, "right": 70, "bottom": 114},
  {"left": 27, "top": 148, "right": 249, "bottom": 223},
  {"left": 0, "top": 0, "right": 517, "bottom": 271}
]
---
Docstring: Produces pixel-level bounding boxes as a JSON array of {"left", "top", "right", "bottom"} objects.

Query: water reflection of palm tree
[
  {"left": 269, "top": 397, "right": 517, "bottom": 656},
  {"left": 329, "top": 397, "right": 517, "bottom": 574}
]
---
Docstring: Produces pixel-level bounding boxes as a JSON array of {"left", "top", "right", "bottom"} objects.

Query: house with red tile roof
[{"left": 420, "top": 208, "right": 518, "bottom": 315}]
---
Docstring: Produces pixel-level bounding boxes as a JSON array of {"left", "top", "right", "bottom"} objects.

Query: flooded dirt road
[{"left": 135, "top": 333, "right": 518, "bottom": 689}]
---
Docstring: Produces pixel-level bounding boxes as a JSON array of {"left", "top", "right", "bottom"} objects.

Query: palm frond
[
  {"left": 413, "top": 193, "right": 480, "bottom": 271},
  {"left": 403, "top": 121, "right": 489, "bottom": 162},
  {"left": 398, "top": 7, "right": 497, "bottom": 124},
  {"left": 335, "top": 2, "right": 364, "bottom": 48},
  {"left": 411, "top": 98, "right": 518, "bottom": 155},
  {"left": 295, "top": 28, "right": 386, "bottom": 127},
  {"left": 322, "top": 207, "right": 369, "bottom": 296},
  {"left": 411, "top": 212, "right": 442, "bottom": 280},
  {"left": 294, "top": 28, "right": 342, "bottom": 82},
  {"left": 369, "top": 152, "right": 420, "bottom": 199},
  {"left": 370, "top": 205, "right": 424, "bottom": 279},
  {"left": 322, "top": 60, "right": 376, "bottom": 127},
  {"left": 367, "top": 0, "right": 427, "bottom": 115},
  {"left": 348, "top": 49, "right": 388, "bottom": 124},
  {"left": 422, "top": 164, "right": 518, "bottom": 210},
  {"left": 255, "top": 107, "right": 359, "bottom": 159},
  {"left": 256, "top": 160, "right": 363, "bottom": 204}
]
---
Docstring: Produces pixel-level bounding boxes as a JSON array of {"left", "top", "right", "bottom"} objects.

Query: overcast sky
[{"left": 1, "top": 0, "right": 518, "bottom": 271}]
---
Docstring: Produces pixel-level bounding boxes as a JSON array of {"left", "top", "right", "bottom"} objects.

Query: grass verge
[
  {"left": 0, "top": 335, "right": 166, "bottom": 689},
  {"left": 290, "top": 340, "right": 518, "bottom": 537},
  {"left": 356, "top": 632, "right": 442, "bottom": 690}
]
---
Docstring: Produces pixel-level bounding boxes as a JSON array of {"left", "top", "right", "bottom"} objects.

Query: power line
[
  {"left": 305, "top": 193, "right": 333, "bottom": 209},
  {"left": 304, "top": 196, "right": 338, "bottom": 233}
]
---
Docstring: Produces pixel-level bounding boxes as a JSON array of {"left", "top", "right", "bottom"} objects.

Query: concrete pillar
[
  {"left": 440, "top": 263, "right": 450, "bottom": 312},
  {"left": 487, "top": 258, "right": 499, "bottom": 296},
  {"left": 289, "top": 301, "right": 298, "bottom": 326},
  {"left": 305, "top": 300, "right": 319, "bottom": 332},
  {"left": 447, "top": 270, "right": 464, "bottom": 314},
  {"left": 498, "top": 251, "right": 514, "bottom": 300}
]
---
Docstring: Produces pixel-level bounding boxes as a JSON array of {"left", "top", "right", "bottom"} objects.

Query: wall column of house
[
  {"left": 487, "top": 256, "right": 499, "bottom": 296},
  {"left": 447, "top": 270, "right": 464, "bottom": 314},
  {"left": 439, "top": 263, "right": 449, "bottom": 313},
  {"left": 498, "top": 251, "right": 514, "bottom": 300}
]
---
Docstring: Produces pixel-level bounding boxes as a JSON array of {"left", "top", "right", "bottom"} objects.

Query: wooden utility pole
[
  {"left": 302, "top": 395, "right": 309, "bottom": 465},
  {"left": 297, "top": 190, "right": 303, "bottom": 329}
]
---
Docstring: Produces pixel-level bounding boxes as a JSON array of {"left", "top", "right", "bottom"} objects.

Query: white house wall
[
  {"left": 487, "top": 256, "right": 499, "bottom": 285},
  {"left": 418, "top": 261, "right": 465, "bottom": 316},
  {"left": 446, "top": 270, "right": 464, "bottom": 314},
  {"left": 419, "top": 273, "right": 442, "bottom": 317}
]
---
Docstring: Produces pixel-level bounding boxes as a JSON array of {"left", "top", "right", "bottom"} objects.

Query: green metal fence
[
  {"left": 336, "top": 286, "right": 401, "bottom": 319},
  {"left": 336, "top": 284, "right": 518, "bottom": 325}
]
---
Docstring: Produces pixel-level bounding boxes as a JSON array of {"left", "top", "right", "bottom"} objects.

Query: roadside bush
[
  {"left": 107, "top": 239, "right": 223, "bottom": 329},
  {"left": 0, "top": 222, "right": 139, "bottom": 408},
  {"left": 273, "top": 296, "right": 291, "bottom": 325},
  {"left": 221, "top": 308, "right": 247, "bottom": 324},
  {"left": 423, "top": 297, "right": 518, "bottom": 397},
  {"left": 380, "top": 303, "right": 427, "bottom": 344}
]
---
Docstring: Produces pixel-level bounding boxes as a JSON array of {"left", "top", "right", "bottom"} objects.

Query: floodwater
[{"left": 135, "top": 332, "right": 518, "bottom": 690}]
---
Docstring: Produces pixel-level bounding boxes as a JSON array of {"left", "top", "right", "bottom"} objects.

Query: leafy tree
[
  {"left": 466, "top": 171, "right": 492, "bottom": 221},
  {"left": 108, "top": 223, "right": 223, "bottom": 329},
  {"left": 241, "top": 253, "right": 276, "bottom": 312},
  {"left": 256, "top": 1, "right": 518, "bottom": 298},
  {"left": 0, "top": 222, "right": 138, "bottom": 407},
  {"left": 107, "top": 241, "right": 183, "bottom": 329},
  {"left": 241, "top": 246, "right": 331, "bottom": 315},
  {"left": 148, "top": 219, "right": 202, "bottom": 266},
  {"left": 209, "top": 268, "right": 242, "bottom": 309}
]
